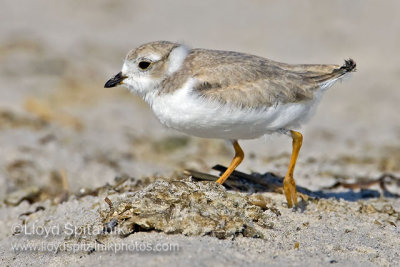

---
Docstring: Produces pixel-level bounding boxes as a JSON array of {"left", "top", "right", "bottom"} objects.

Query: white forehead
[{"left": 121, "top": 62, "right": 130, "bottom": 73}]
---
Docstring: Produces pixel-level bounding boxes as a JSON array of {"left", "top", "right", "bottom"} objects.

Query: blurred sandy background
[{"left": 1, "top": 0, "right": 400, "bottom": 266}]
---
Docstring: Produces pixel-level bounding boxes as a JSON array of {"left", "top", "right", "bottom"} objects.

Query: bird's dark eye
[{"left": 138, "top": 61, "right": 151, "bottom": 70}]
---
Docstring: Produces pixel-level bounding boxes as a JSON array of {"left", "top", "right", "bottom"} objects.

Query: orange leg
[
  {"left": 283, "top": 130, "right": 303, "bottom": 208},
  {"left": 216, "top": 140, "right": 244, "bottom": 184}
]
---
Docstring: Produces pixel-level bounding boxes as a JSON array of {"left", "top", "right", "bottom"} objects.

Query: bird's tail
[
  {"left": 339, "top": 59, "right": 357, "bottom": 73},
  {"left": 312, "top": 59, "right": 356, "bottom": 89}
]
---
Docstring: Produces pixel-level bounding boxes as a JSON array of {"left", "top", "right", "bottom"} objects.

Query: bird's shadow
[{"left": 187, "top": 164, "right": 400, "bottom": 202}]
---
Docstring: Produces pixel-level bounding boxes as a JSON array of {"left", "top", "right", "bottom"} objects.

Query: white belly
[{"left": 147, "top": 79, "right": 323, "bottom": 140}]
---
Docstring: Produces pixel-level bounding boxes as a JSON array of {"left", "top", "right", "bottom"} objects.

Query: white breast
[{"left": 145, "top": 78, "right": 325, "bottom": 140}]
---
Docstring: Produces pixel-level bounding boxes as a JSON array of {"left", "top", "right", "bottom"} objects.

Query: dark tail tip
[{"left": 340, "top": 58, "right": 356, "bottom": 72}]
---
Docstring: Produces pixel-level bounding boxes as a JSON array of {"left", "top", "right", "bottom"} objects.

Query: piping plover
[{"left": 105, "top": 41, "right": 356, "bottom": 207}]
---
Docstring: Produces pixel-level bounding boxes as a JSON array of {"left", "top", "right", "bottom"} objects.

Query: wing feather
[{"left": 166, "top": 49, "right": 355, "bottom": 109}]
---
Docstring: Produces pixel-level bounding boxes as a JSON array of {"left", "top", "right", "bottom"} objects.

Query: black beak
[{"left": 104, "top": 72, "right": 126, "bottom": 88}]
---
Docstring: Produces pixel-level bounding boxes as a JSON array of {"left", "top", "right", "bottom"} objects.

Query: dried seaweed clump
[{"left": 102, "top": 180, "right": 275, "bottom": 239}]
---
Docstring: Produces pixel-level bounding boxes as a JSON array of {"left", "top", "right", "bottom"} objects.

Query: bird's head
[{"left": 104, "top": 41, "right": 189, "bottom": 97}]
